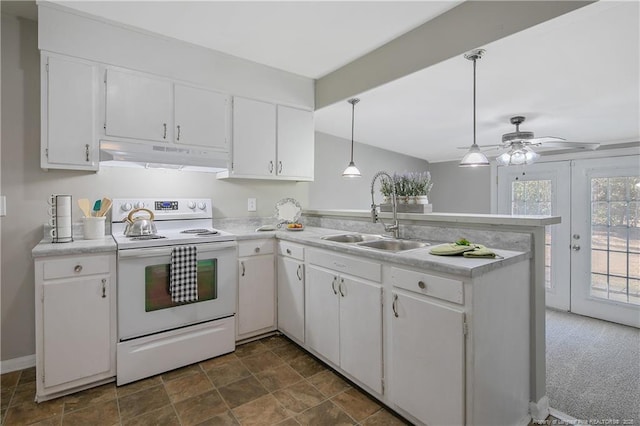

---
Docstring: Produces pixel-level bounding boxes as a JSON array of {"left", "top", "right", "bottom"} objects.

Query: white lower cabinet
[
  {"left": 276, "top": 242, "right": 305, "bottom": 343},
  {"left": 35, "top": 253, "right": 116, "bottom": 401},
  {"left": 237, "top": 240, "right": 276, "bottom": 339},
  {"left": 276, "top": 241, "right": 531, "bottom": 426},
  {"left": 389, "top": 290, "right": 465, "bottom": 426},
  {"left": 305, "top": 249, "right": 383, "bottom": 394}
]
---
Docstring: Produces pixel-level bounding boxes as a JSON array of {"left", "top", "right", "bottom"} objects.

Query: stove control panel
[{"left": 112, "top": 198, "right": 213, "bottom": 222}]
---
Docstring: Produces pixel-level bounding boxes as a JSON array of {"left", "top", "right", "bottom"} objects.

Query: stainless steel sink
[
  {"left": 321, "top": 233, "right": 386, "bottom": 243},
  {"left": 357, "top": 239, "right": 429, "bottom": 252}
]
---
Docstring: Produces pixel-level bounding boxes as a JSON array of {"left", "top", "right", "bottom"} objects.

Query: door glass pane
[
  {"left": 512, "top": 179, "right": 553, "bottom": 288},
  {"left": 589, "top": 176, "right": 640, "bottom": 305}
]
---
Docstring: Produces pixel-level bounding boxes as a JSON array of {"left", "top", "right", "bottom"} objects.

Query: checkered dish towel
[{"left": 170, "top": 245, "right": 199, "bottom": 303}]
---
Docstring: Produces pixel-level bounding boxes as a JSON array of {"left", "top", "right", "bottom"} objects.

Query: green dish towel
[
  {"left": 462, "top": 245, "right": 497, "bottom": 258},
  {"left": 430, "top": 243, "right": 498, "bottom": 258},
  {"left": 429, "top": 243, "right": 477, "bottom": 256}
]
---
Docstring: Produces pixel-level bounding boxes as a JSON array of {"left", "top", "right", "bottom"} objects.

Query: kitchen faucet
[{"left": 370, "top": 171, "right": 399, "bottom": 239}]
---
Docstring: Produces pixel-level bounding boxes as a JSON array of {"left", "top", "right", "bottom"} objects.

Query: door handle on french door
[{"left": 571, "top": 244, "right": 581, "bottom": 251}]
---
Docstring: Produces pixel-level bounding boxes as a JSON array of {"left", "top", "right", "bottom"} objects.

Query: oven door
[{"left": 117, "top": 241, "right": 237, "bottom": 340}]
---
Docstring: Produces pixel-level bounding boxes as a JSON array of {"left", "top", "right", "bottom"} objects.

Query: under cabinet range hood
[{"left": 99, "top": 140, "right": 228, "bottom": 171}]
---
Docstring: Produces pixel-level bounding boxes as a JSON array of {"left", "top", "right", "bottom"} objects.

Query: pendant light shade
[
  {"left": 342, "top": 98, "right": 362, "bottom": 177},
  {"left": 459, "top": 49, "right": 490, "bottom": 168}
]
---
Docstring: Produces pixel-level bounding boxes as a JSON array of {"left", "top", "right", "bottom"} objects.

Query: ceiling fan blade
[
  {"left": 537, "top": 141, "right": 600, "bottom": 150},
  {"left": 530, "top": 136, "right": 566, "bottom": 143},
  {"left": 456, "top": 144, "right": 502, "bottom": 150}
]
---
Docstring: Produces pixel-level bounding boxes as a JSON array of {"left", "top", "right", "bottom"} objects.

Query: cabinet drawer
[
  {"left": 278, "top": 241, "right": 304, "bottom": 261},
  {"left": 391, "top": 267, "right": 463, "bottom": 305},
  {"left": 238, "top": 239, "right": 274, "bottom": 257},
  {"left": 307, "top": 249, "right": 381, "bottom": 282},
  {"left": 43, "top": 255, "right": 111, "bottom": 280}
]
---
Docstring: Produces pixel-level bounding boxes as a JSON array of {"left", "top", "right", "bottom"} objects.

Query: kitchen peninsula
[{"left": 217, "top": 209, "right": 560, "bottom": 425}]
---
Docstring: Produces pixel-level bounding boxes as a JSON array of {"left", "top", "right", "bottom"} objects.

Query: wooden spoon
[
  {"left": 97, "top": 198, "right": 112, "bottom": 217},
  {"left": 78, "top": 198, "right": 92, "bottom": 218}
]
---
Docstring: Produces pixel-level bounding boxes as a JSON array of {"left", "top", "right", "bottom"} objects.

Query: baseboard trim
[
  {"left": 549, "top": 407, "right": 579, "bottom": 423},
  {"left": 529, "top": 396, "right": 550, "bottom": 422},
  {"left": 0, "top": 354, "right": 36, "bottom": 374}
]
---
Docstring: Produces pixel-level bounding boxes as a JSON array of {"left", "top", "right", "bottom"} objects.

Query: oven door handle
[{"left": 118, "top": 241, "right": 237, "bottom": 259}]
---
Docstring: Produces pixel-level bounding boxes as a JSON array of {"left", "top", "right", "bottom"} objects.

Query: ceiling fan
[{"left": 466, "top": 115, "right": 600, "bottom": 166}]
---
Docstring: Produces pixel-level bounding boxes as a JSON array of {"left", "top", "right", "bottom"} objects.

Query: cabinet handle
[
  {"left": 418, "top": 280, "right": 426, "bottom": 290},
  {"left": 254, "top": 247, "right": 261, "bottom": 253},
  {"left": 286, "top": 248, "right": 292, "bottom": 255},
  {"left": 296, "top": 264, "right": 302, "bottom": 281},
  {"left": 278, "top": 161, "right": 283, "bottom": 174},
  {"left": 163, "top": 123, "right": 167, "bottom": 139},
  {"left": 268, "top": 161, "right": 274, "bottom": 173},
  {"left": 331, "top": 276, "right": 338, "bottom": 295},
  {"left": 101, "top": 278, "right": 106, "bottom": 298},
  {"left": 241, "top": 261, "right": 245, "bottom": 277},
  {"left": 392, "top": 294, "right": 399, "bottom": 318},
  {"left": 176, "top": 125, "right": 181, "bottom": 141},
  {"left": 85, "top": 144, "right": 90, "bottom": 162},
  {"left": 74, "top": 265, "right": 83, "bottom": 273},
  {"left": 339, "top": 278, "right": 345, "bottom": 297}
]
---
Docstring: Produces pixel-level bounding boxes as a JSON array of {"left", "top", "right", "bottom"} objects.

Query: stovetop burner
[
  {"left": 128, "top": 235, "right": 167, "bottom": 241},
  {"left": 181, "top": 229, "right": 220, "bottom": 235}
]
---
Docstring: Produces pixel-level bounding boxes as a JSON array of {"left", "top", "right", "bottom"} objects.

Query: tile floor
[{"left": 0, "top": 335, "right": 410, "bottom": 425}]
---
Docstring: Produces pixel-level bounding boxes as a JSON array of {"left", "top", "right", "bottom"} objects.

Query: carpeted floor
[{"left": 546, "top": 309, "right": 640, "bottom": 424}]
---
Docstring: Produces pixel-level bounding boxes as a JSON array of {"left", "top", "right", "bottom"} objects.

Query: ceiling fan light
[
  {"left": 342, "top": 161, "right": 361, "bottom": 177},
  {"left": 497, "top": 146, "right": 540, "bottom": 166},
  {"left": 459, "top": 145, "right": 490, "bottom": 167}
]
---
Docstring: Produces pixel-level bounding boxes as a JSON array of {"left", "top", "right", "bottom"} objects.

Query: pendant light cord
[
  {"left": 348, "top": 98, "right": 360, "bottom": 162},
  {"left": 472, "top": 56, "right": 477, "bottom": 148},
  {"left": 350, "top": 100, "right": 356, "bottom": 161}
]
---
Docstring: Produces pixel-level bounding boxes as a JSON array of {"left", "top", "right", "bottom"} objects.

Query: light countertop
[
  {"left": 32, "top": 236, "right": 117, "bottom": 258},
  {"left": 224, "top": 225, "right": 530, "bottom": 278}
]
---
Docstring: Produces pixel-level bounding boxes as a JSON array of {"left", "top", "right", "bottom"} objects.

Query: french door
[
  {"left": 498, "top": 155, "right": 639, "bottom": 327},
  {"left": 497, "top": 162, "right": 571, "bottom": 310}
]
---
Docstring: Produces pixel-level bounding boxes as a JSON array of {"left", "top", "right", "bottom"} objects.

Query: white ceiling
[
  {"left": 50, "top": 1, "right": 462, "bottom": 79},
  {"left": 315, "top": 0, "right": 640, "bottom": 163},
  {"left": 40, "top": 1, "right": 640, "bottom": 163}
]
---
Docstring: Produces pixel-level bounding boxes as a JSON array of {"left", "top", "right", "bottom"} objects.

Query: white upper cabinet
[
  {"left": 105, "top": 69, "right": 173, "bottom": 142},
  {"left": 220, "top": 97, "right": 314, "bottom": 181},
  {"left": 276, "top": 105, "right": 314, "bottom": 180},
  {"left": 174, "top": 84, "right": 229, "bottom": 150},
  {"left": 230, "top": 97, "right": 277, "bottom": 176},
  {"left": 41, "top": 54, "right": 98, "bottom": 171}
]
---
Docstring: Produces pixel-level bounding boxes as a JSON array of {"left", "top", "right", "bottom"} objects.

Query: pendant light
[
  {"left": 342, "top": 98, "right": 362, "bottom": 177},
  {"left": 459, "top": 49, "right": 490, "bottom": 167}
]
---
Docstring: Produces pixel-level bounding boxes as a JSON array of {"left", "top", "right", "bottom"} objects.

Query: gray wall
[
  {"left": 428, "top": 160, "right": 491, "bottom": 213},
  {"left": 0, "top": 15, "right": 308, "bottom": 362},
  {"left": 309, "top": 132, "right": 430, "bottom": 210}
]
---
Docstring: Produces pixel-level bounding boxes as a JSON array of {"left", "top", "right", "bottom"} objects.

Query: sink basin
[
  {"left": 357, "top": 239, "right": 429, "bottom": 252},
  {"left": 321, "top": 233, "right": 386, "bottom": 243}
]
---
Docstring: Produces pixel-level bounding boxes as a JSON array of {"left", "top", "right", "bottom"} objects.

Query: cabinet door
[
  {"left": 105, "top": 69, "right": 173, "bottom": 142},
  {"left": 277, "top": 256, "right": 305, "bottom": 342},
  {"left": 43, "top": 55, "right": 97, "bottom": 170},
  {"left": 174, "top": 84, "right": 229, "bottom": 150},
  {"left": 237, "top": 256, "right": 275, "bottom": 336},
  {"left": 390, "top": 291, "right": 465, "bottom": 426},
  {"left": 231, "top": 97, "right": 276, "bottom": 176},
  {"left": 339, "top": 276, "right": 382, "bottom": 393},
  {"left": 305, "top": 265, "right": 339, "bottom": 365},
  {"left": 42, "top": 276, "right": 111, "bottom": 388},
  {"left": 276, "top": 105, "right": 314, "bottom": 180}
]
